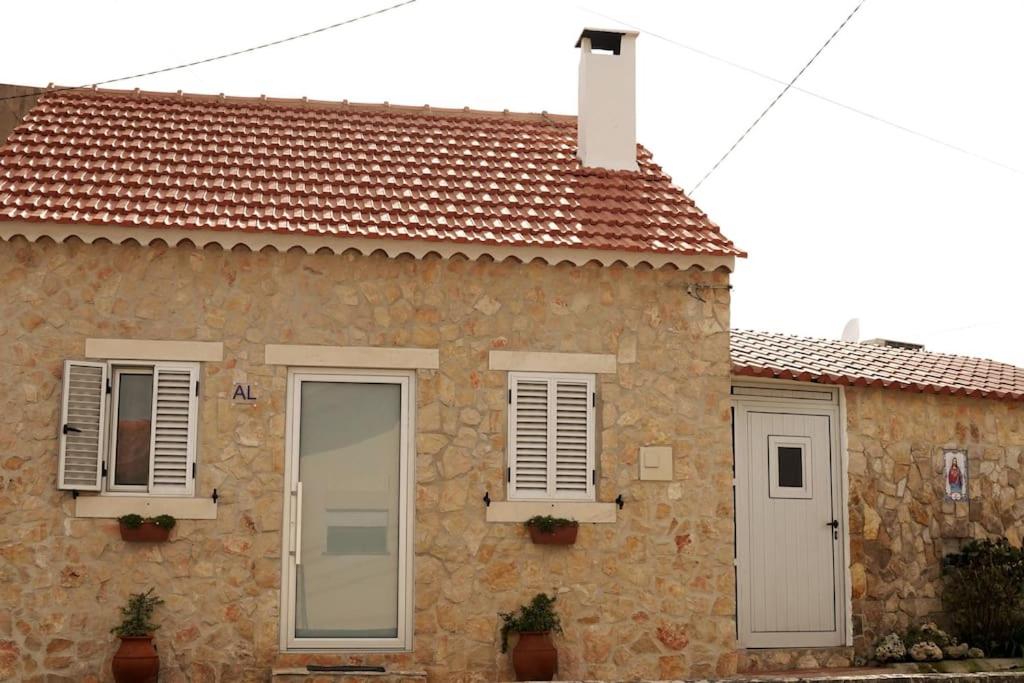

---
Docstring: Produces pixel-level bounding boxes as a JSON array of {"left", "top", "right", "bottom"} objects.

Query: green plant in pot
[
  {"left": 118, "top": 514, "right": 176, "bottom": 543},
  {"left": 500, "top": 593, "right": 563, "bottom": 681},
  {"left": 111, "top": 588, "right": 163, "bottom": 683},
  {"left": 524, "top": 515, "right": 579, "bottom": 545}
]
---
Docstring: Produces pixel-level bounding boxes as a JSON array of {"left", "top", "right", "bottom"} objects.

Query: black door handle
[
  {"left": 62, "top": 424, "right": 81, "bottom": 435},
  {"left": 826, "top": 520, "right": 839, "bottom": 529}
]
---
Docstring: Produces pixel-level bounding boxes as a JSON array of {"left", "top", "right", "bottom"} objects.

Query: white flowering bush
[{"left": 874, "top": 632, "right": 906, "bottom": 663}]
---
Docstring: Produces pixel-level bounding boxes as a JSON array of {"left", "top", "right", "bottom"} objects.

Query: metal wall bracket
[
  {"left": 615, "top": 494, "right": 624, "bottom": 509},
  {"left": 482, "top": 491, "right": 491, "bottom": 507},
  {"left": 211, "top": 488, "right": 219, "bottom": 504}
]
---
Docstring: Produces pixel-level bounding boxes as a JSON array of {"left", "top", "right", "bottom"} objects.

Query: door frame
[
  {"left": 731, "top": 379, "right": 852, "bottom": 648},
  {"left": 278, "top": 367, "right": 416, "bottom": 652}
]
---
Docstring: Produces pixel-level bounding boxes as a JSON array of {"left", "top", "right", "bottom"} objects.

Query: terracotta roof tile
[
  {"left": 0, "top": 88, "right": 743, "bottom": 259},
  {"left": 731, "top": 330, "right": 1024, "bottom": 401}
]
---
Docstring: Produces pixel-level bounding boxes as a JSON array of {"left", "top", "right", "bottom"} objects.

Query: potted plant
[
  {"left": 524, "top": 515, "right": 578, "bottom": 545},
  {"left": 110, "top": 588, "right": 162, "bottom": 683},
  {"left": 118, "top": 514, "right": 176, "bottom": 542},
  {"left": 500, "top": 593, "right": 563, "bottom": 681}
]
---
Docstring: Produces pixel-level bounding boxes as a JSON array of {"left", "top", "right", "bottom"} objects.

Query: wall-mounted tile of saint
[{"left": 944, "top": 449, "right": 968, "bottom": 502}]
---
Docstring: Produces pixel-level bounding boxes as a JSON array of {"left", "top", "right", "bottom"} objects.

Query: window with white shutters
[
  {"left": 508, "top": 372, "right": 596, "bottom": 501},
  {"left": 57, "top": 359, "right": 200, "bottom": 496}
]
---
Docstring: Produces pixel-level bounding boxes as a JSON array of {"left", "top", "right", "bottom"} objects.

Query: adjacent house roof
[
  {"left": 0, "top": 88, "right": 743, "bottom": 267},
  {"left": 731, "top": 330, "right": 1024, "bottom": 401}
]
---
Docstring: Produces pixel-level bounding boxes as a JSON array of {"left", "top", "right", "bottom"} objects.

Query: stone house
[{"left": 0, "top": 27, "right": 1022, "bottom": 683}]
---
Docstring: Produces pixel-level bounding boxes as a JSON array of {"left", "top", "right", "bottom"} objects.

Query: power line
[
  {"left": 0, "top": 0, "right": 417, "bottom": 102},
  {"left": 690, "top": 0, "right": 868, "bottom": 192},
  {"left": 581, "top": 5, "right": 1024, "bottom": 182}
]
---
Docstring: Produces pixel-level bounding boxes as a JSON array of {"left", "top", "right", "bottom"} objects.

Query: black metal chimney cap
[{"left": 575, "top": 29, "right": 626, "bottom": 55}]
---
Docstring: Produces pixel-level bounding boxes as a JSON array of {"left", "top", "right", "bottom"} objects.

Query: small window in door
[
  {"left": 768, "top": 435, "right": 813, "bottom": 499},
  {"left": 777, "top": 446, "right": 804, "bottom": 488}
]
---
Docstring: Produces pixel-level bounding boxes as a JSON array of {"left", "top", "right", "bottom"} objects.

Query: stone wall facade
[
  {"left": 0, "top": 236, "right": 736, "bottom": 682},
  {"left": 846, "top": 387, "right": 1024, "bottom": 655}
]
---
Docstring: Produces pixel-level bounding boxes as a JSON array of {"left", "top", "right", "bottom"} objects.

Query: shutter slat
[{"left": 57, "top": 360, "right": 108, "bottom": 491}]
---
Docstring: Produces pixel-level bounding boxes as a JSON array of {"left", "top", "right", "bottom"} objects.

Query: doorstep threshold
[{"left": 272, "top": 667, "right": 426, "bottom": 679}]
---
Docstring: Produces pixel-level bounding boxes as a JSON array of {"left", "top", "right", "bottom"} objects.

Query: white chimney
[{"left": 575, "top": 28, "right": 639, "bottom": 172}]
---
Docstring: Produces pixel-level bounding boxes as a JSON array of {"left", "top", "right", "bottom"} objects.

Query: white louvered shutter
[
  {"left": 553, "top": 378, "right": 594, "bottom": 498},
  {"left": 57, "top": 360, "right": 108, "bottom": 491},
  {"left": 147, "top": 363, "right": 199, "bottom": 495},
  {"left": 509, "top": 377, "right": 550, "bottom": 497},
  {"left": 509, "top": 373, "right": 595, "bottom": 500}
]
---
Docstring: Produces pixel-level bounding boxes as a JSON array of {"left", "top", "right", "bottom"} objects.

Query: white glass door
[{"left": 282, "top": 371, "right": 413, "bottom": 650}]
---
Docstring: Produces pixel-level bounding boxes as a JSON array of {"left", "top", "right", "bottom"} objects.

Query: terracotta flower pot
[
  {"left": 111, "top": 635, "right": 159, "bottom": 683},
  {"left": 119, "top": 521, "right": 171, "bottom": 543},
  {"left": 511, "top": 631, "right": 557, "bottom": 681},
  {"left": 527, "top": 523, "right": 578, "bottom": 545}
]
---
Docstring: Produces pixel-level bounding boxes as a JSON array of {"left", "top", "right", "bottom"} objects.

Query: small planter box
[
  {"left": 119, "top": 521, "right": 171, "bottom": 543},
  {"left": 527, "top": 523, "right": 578, "bottom": 546}
]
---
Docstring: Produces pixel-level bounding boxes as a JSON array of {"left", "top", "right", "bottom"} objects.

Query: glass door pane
[{"left": 295, "top": 380, "right": 402, "bottom": 639}]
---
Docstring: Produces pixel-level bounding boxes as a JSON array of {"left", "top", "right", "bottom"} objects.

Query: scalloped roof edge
[{"left": 0, "top": 220, "right": 736, "bottom": 271}]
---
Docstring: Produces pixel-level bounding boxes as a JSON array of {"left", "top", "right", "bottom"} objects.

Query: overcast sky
[{"left": 5, "top": 0, "right": 1022, "bottom": 365}]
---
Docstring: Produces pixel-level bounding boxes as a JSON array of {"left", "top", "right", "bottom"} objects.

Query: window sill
[
  {"left": 484, "top": 501, "right": 617, "bottom": 523},
  {"left": 74, "top": 495, "right": 218, "bottom": 520}
]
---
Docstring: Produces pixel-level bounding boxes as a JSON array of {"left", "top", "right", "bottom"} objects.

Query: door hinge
[
  {"left": 592, "top": 392, "right": 597, "bottom": 407},
  {"left": 106, "top": 378, "right": 112, "bottom": 394},
  {"left": 507, "top": 467, "right": 511, "bottom": 483},
  {"left": 508, "top": 389, "right": 512, "bottom": 404},
  {"left": 101, "top": 462, "right": 108, "bottom": 478},
  {"left": 591, "top": 469, "right": 597, "bottom": 485},
  {"left": 195, "top": 381, "right": 200, "bottom": 397},
  {"left": 192, "top": 462, "right": 197, "bottom": 478}
]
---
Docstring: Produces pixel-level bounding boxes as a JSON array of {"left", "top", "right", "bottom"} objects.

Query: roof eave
[
  {"left": 0, "top": 218, "right": 737, "bottom": 272},
  {"left": 730, "top": 364, "right": 1024, "bottom": 402}
]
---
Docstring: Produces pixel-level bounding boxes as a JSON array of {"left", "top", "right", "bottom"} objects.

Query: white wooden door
[{"left": 734, "top": 404, "right": 844, "bottom": 647}]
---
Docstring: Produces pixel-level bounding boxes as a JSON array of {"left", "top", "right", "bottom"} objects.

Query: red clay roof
[
  {"left": 0, "top": 88, "right": 743, "bottom": 259},
  {"left": 732, "top": 330, "right": 1024, "bottom": 401}
]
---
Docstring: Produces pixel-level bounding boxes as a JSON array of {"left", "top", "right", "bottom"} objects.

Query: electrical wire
[
  {"left": 690, "top": 0, "right": 868, "bottom": 192},
  {"left": 581, "top": 5, "right": 1024, "bottom": 182},
  {"left": 0, "top": 0, "right": 417, "bottom": 102}
]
